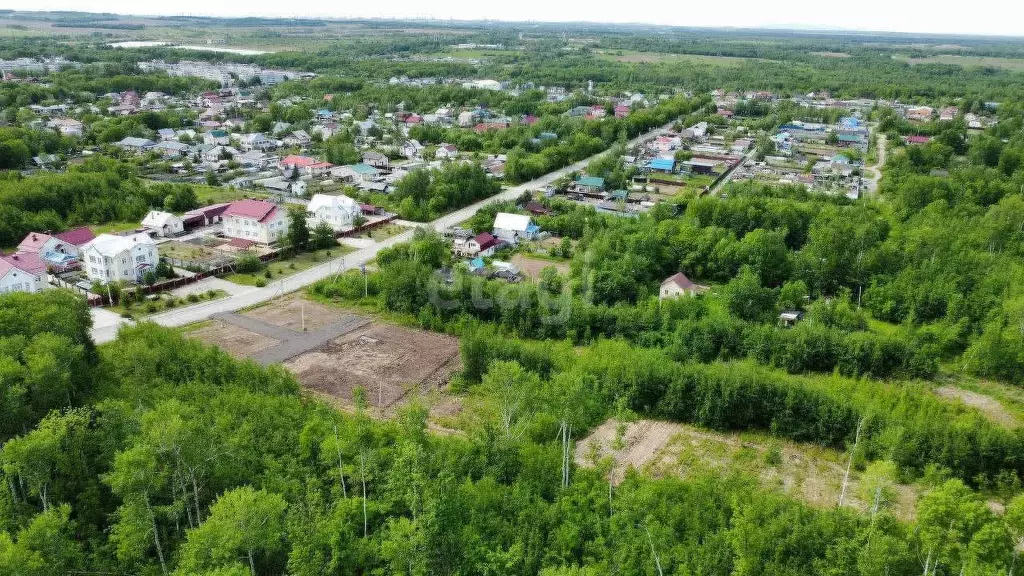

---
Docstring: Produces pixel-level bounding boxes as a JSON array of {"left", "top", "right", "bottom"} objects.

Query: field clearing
[
  {"left": 934, "top": 386, "right": 1019, "bottom": 428},
  {"left": 284, "top": 322, "right": 461, "bottom": 415},
  {"left": 812, "top": 51, "right": 851, "bottom": 58},
  {"left": 896, "top": 54, "right": 1024, "bottom": 72},
  {"left": 577, "top": 419, "right": 918, "bottom": 520},
  {"left": 510, "top": 254, "right": 569, "bottom": 278},
  {"left": 596, "top": 50, "right": 761, "bottom": 67},
  {"left": 188, "top": 319, "right": 280, "bottom": 358}
]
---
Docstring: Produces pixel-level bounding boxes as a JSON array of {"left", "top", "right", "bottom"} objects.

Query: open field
[
  {"left": 596, "top": 50, "right": 761, "bottom": 67},
  {"left": 576, "top": 419, "right": 918, "bottom": 520},
  {"left": 895, "top": 54, "right": 1024, "bottom": 72},
  {"left": 812, "top": 51, "right": 851, "bottom": 58},
  {"left": 284, "top": 322, "right": 461, "bottom": 415}
]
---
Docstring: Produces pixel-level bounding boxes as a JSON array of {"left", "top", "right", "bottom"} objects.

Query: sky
[{"left": 5, "top": 1, "right": 1024, "bottom": 37}]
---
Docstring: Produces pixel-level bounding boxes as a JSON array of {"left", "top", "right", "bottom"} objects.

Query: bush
[
  {"left": 146, "top": 303, "right": 158, "bottom": 313},
  {"left": 187, "top": 293, "right": 200, "bottom": 303},
  {"left": 235, "top": 254, "right": 264, "bottom": 274},
  {"left": 255, "top": 277, "right": 268, "bottom": 287}
]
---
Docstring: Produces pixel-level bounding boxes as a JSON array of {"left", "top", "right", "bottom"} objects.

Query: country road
[{"left": 91, "top": 121, "right": 676, "bottom": 343}]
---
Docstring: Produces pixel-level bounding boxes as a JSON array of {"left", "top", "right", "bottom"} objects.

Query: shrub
[{"left": 255, "top": 277, "right": 268, "bottom": 287}]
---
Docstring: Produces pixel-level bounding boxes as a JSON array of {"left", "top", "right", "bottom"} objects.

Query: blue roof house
[{"left": 646, "top": 158, "right": 676, "bottom": 172}]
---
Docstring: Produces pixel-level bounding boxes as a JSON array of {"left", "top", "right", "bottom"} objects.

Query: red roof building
[
  {"left": 905, "top": 135, "right": 932, "bottom": 145},
  {"left": 224, "top": 199, "right": 280, "bottom": 223},
  {"left": 279, "top": 155, "right": 318, "bottom": 170},
  {"left": 54, "top": 227, "right": 95, "bottom": 246},
  {"left": 474, "top": 232, "right": 499, "bottom": 251},
  {"left": 1, "top": 252, "right": 47, "bottom": 275}
]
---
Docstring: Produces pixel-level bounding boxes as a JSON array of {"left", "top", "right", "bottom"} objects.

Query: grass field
[
  {"left": 222, "top": 247, "right": 352, "bottom": 286},
  {"left": 896, "top": 54, "right": 1024, "bottom": 72},
  {"left": 596, "top": 50, "right": 764, "bottom": 67},
  {"left": 91, "top": 221, "right": 141, "bottom": 234}
]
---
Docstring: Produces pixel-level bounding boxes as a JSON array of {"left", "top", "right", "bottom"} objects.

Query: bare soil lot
[
  {"left": 577, "top": 419, "right": 918, "bottom": 520},
  {"left": 510, "top": 254, "right": 569, "bottom": 279},
  {"left": 244, "top": 296, "right": 347, "bottom": 332},
  {"left": 188, "top": 320, "right": 279, "bottom": 358},
  {"left": 284, "top": 323, "right": 461, "bottom": 415}
]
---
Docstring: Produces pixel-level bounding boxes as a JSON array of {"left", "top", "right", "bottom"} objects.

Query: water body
[{"left": 108, "top": 41, "right": 271, "bottom": 55}]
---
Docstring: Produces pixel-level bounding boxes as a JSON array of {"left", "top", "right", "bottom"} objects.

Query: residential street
[{"left": 90, "top": 122, "right": 675, "bottom": 343}]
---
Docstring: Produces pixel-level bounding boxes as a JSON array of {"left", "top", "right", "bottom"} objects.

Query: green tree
[
  {"left": 287, "top": 207, "right": 310, "bottom": 253},
  {"left": 177, "top": 486, "right": 288, "bottom": 575},
  {"left": 311, "top": 221, "right": 336, "bottom": 250}
]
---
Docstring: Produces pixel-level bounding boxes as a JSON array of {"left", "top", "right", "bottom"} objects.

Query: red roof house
[
  {"left": 224, "top": 199, "right": 280, "bottom": 223},
  {"left": 54, "top": 227, "right": 96, "bottom": 247},
  {"left": 905, "top": 135, "right": 932, "bottom": 145}
]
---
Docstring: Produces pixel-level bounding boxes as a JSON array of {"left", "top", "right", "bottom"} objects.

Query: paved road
[{"left": 91, "top": 122, "right": 675, "bottom": 343}]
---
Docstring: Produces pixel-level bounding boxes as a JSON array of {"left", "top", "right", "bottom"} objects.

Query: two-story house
[
  {"left": 80, "top": 233, "right": 159, "bottom": 284},
  {"left": 222, "top": 199, "right": 289, "bottom": 244}
]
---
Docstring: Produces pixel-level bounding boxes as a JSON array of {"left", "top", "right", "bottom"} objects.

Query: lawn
[
  {"left": 109, "top": 289, "right": 228, "bottom": 320},
  {"left": 351, "top": 223, "right": 408, "bottom": 241},
  {"left": 190, "top": 184, "right": 269, "bottom": 205},
  {"left": 222, "top": 247, "right": 353, "bottom": 286},
  {"left": 91, "top": 221, "right": 141, "bottom": 234}
]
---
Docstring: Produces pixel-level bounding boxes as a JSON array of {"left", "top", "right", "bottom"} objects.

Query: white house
[
  {"left": 0, "top": 253, "right": 48, "bottom": 294},
  {"left": 203, "top": 130, "right": 230, "bottom": 146},
  {"left": 203, "top": 145, "right": 240, "bottom": 164},
  {"left": 222, "top": 199, "right": 289, "bottom": 244},
  {"left": 306, "top": 193, "right": 361, "bottom": 231},
  {"left": 453, "top": 232, "right": 500, "bottom": 257},
  {"left": 659, "top": 272, "right": 708, "bottom": 299},
  {"left": 492, "top": 213, "right": 539, "bottom": 244},
  {"left": 436, "top": 143, "right": 458, "bottom": 159},
  {"left": 237, "top": 132, "right": 276, "bottom": 152},
  {"left": 81, "top": 233, "right": 159, "bottom": 284},
  {"left": 48, "top": 118, "right": 83, "bottom": 137},
  {"left": 141, "top": 210, "right": 185, "bottom": 237}
]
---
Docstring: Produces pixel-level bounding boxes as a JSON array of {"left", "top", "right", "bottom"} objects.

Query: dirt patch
[
  {"left": 576, "top": 419, "right": 918, "bottom": 520},
  {"left": 189, "top": 320, "right": 279, "bottom": 358},
  {"left": 812, "top": 51, "right": 851, "bottom": 58},
  {"left": 935, "top": 386, "right": 1019, "bottom": 428},
  {"left": 244, "top": 295, "right": 346, "bottom": 332},
  {"left": 510, "top": 254, "right": 569, "bottom": 279},
  {"left": 284, "top": 323, "right": 461, "bottom": 416}
]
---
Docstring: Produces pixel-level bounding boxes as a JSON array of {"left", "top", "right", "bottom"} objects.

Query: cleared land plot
[
  {"left": 284, "top": 323, "right": 460, "bottom": 414},
  {"left": 896, "top": 54, "right": 1024, "bottom": 72},
  {"left": 577, "top": 419, "right": 917, "bottom": 520},
  {"left": 188, "top": 319, "right": 280, "bottom": 358},
  {"left": 596, "top": 50, "right": 759, "bottom": 67},
  {"left": 243, "top": 295, "right": 347, "bottom": 332},
  {"left": 510, "top": 254, "right": 569, "bottom": 279},
  {"left": 159, "top": 240, "right": 232, "bottom": 265},
  {"left": 812, "top": 51, "right": 851, "bottom": 58},
  {"left": 935, "top": 385, "right": 1019, "bottom": 428}
]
